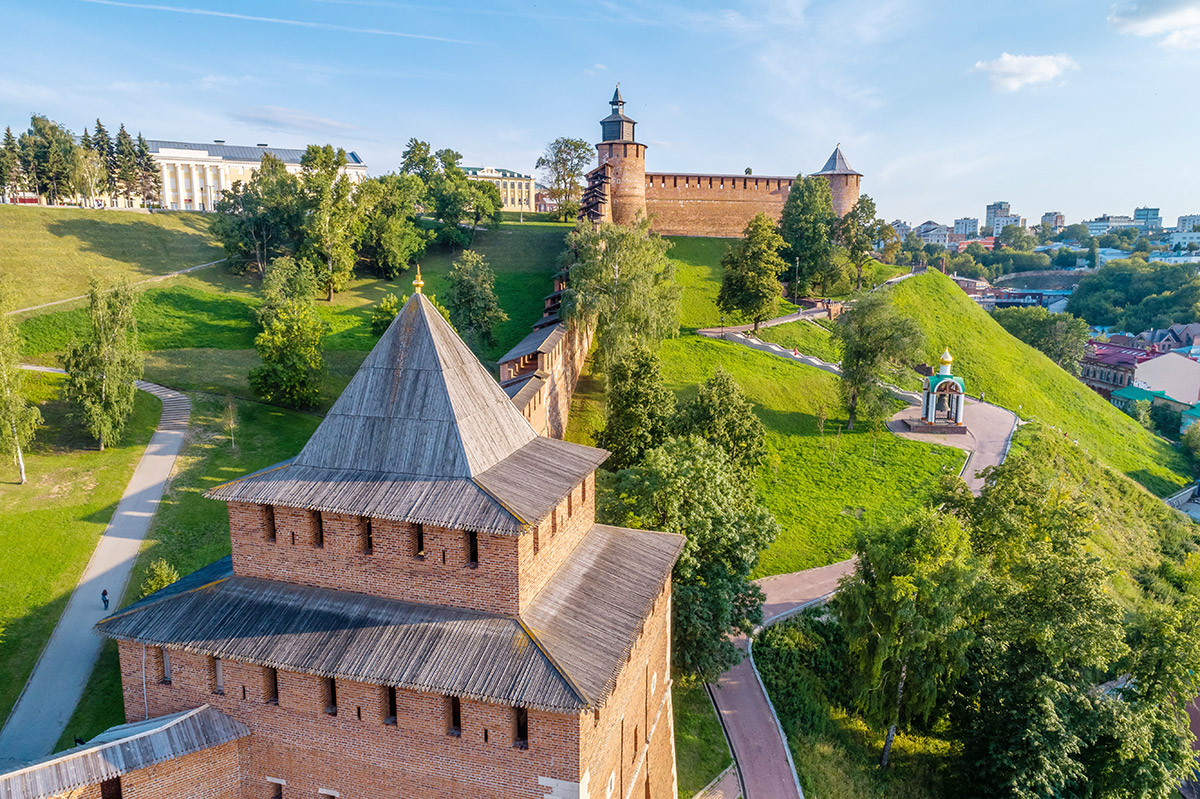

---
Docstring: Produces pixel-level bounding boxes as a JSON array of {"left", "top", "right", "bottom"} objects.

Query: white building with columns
[{"left": 149, "top": 140, "right": 367, "bottom": 211}]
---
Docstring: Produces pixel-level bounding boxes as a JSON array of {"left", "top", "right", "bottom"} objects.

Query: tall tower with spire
[
  {"left": 812, "top": 144, "right": 863, "bottom": 217},
  {"left": 596, "top": 85, "right": 647, "bottom": 226}
]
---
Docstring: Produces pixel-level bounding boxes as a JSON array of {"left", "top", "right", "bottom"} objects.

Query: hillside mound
[{"left": 885, "top": 271, "right": 1191, "bottom": 495}]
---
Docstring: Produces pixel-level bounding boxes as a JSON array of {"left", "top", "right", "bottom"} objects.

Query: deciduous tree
[
  {"left": 833, "top": 292, "right": 923, "bottom": 429},
  {"left": 991, "top": 306, "right": 1090, "bottom": 375},
  {"left": 300, "top": 145, "right": 358, "bottom": 300},
  {"left": 354, "top": 173, "right": 428, "bottom": 279},
  {"left": 0, "top": 285, "right": 41, "bottom": 483},
  {"left": 257, "top": 256, "right": 318, "bottom": 328},
  {"left": 602, "top": 436, "right": 779, "bottom": 681},
  {"left": 445, "top": 250, "right": 507, "bottom": 347},
  {"left": 594, "top": 347, "right": 676, "bottom": 470},
  {"left": 778, "top": 175, "right": 838, "bottom": 297},
  {"left": 835, "top": 194, "right": 887, "bottom": 292},
  {"left": 535, "top": 137, "right": 593, "bottom": 221},
  {"left": 211, "top": 154, "right": 303, "bottom": 276},
  {"left": 62, "top": 279, "right": 143, "bottom": 450},
  {"left": 717, "top": 212, "right": 787, "bottom": 332},
  {"left": 249, "top": 300, "right": 328, "bottom": 409},
  {"left": 673, "top": 365, "right": 765, "bottom": 472},
  {"left": 18, "top": 115, "right": 77, "bottom": 204},
  {"left": 836, "top": 509, "right": 976, "bottom": 767},
  {"left": 562, "top": 217, "right": 679, "bottom": 371}
]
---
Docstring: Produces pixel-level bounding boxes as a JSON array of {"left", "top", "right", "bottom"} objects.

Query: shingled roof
[
  {"left": 206, "top": 293, "right": 608, "bottom": 533},
  {"left": 0, "top": 705, "right": 248, "bottom": 799},
  {"left": 98, "top": 526, "right": 684, "bottom": 713},
  {"left": 813, "top": 145, "right": 862, "bottom": 177}
]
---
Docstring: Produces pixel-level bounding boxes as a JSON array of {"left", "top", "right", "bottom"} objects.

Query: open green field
[
  {"left": 0, "top": 206, "right": 222, "bottom": 310},
  {"left": 57, "top": 393, "right": 323, "bottom": 746},
  {"left": 886, "top": 271, "right": 1191, "bottom": 495},
  {"left": 0, "top": 371, "right": 159, "bottom": 729},
  {"left": 674, "top": 681, "right": 732, "bottom": 798}
]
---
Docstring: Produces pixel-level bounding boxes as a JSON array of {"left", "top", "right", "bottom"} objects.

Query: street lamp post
[{"left": 720, "top": 315, "right": 725, "bottom": 338}]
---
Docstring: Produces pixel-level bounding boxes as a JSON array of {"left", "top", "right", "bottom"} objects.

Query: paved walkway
[
  {"left": 693, "top": 764, "right": 740, "bottom": 799},
  {"left": 5, "top": 258, "right": 226, "bottom": 317},
  {"left": 0, "top": 370, "right": 190, "bottom": 766},
  {"left": 888, "top": 400, "right": 1019, "bottom": 494},
  {"left": 708, "top": 561, "right": 855, "bottom": 799}
]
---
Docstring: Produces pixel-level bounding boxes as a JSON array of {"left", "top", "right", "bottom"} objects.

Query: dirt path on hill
[{"left": 0, "top": 368, "right": 190, "bottom": 766}]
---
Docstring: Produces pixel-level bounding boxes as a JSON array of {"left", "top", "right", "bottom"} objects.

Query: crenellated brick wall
[{"left": 644, "top": 172, "right": 795, "bottom": 238}]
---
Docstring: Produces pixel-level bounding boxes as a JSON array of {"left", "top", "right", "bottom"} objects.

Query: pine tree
[
  {"left": 135, "top": 133, "right": 161, "bottom": 205},
  {"left": 113, "top": 125, "right": 138, "bottom": 200},
  {"left": 79, "top": 127, "right": 92, "bottom": 151},
  {"left": 92, "top": 119, "right": 115, "bottom": 196},
  {"left": 0, "top": 127, "right": 19, "bottom": 201}
]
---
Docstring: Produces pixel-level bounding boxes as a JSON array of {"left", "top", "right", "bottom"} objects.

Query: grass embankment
[
  {"left": 569, "top": 237, "right": 965, "bottom": 575},
  {"left": 18, "top": 222, "right": 572, "bottom": 408},
  {"left": 886, "top": 271, "right": 1191, "bottom": 495},
  {"left": 674, "top": 681, "right": 732, "bottom": 798},
  {"left": 57, "top": 395, "right": 321, "bottom": 746},
  {"left": 757, "top": 320, "right": 840, "bottom": 363},
  {"left": 0, "top": 205, "right": 222, "bottom": 310},
  {"left": 0, "top": 372, "right": 159, "bottom": 730}
]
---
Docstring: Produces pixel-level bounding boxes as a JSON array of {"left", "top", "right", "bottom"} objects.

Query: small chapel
[{"left": 916, "top": 349, "right": 968, "bottom": 432}]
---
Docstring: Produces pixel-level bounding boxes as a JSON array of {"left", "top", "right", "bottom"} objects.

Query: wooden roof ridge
[
  {"left": 290, "top": 293, "right": 537, "bottom": 481},
  {"left": 515, "top": 616, "right": 590, "bottom": 707}
]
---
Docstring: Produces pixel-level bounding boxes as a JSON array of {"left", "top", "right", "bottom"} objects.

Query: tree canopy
[
  {"left": 835, "top": 194, "right": 888, "bottom": 292},
  {"left": 593, "top": 346, "right": 677, "bottom": 471},
  {"left": 991, "top": 306, "right": 1090, "bottom": 375},
  {"left": 535, "top": 137, "right": 593, "bottom": 221},
  {"left": 717, "top": 212, "right": 787, "bottom": 332},
  {"left": 0, "top": 283, "right": 41, "bottom": 483},
  {"left": 445, "top": 250, "right": 507, "bottom": 347},
  {"left": 1067, "top": 258, "right": 1200, "bottom": 331},
  {"left": 833, "top": 292, "right": 924, "bottom": 429}
]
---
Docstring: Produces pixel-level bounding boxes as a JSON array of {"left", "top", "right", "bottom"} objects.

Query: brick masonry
[
  {"left": 45, "top": 739, "right": 243, "bottom": 799},
  {"left": 644, "top": 173, "right": 795, "bottom": 238}
]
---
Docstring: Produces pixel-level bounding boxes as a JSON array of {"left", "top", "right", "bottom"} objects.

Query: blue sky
[{"left": 3, "top": 0, "right": 1198, "bottom": 226}]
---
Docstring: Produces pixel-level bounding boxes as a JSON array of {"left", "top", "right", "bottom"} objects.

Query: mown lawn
[
  {"left": 0, "top": 205, "right": 222, "bottom": 310},
  {"left": 757, "top": 319, "right": 840, "bottom": 363},
  {"left": 57, "top": 394, "right": 321, "bottom": 745},
  {"left": 887, "top": 271, "right": 1192, "bottom": 495},
  {"left": 674, "top": 680, "right": 732, "bottom": 798},
  {"left": 0, "top": 371, "right": 159, "bottom": 729}
]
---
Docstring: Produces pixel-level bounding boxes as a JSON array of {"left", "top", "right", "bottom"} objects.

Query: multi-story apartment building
[
  {"left": 1133, "top": 206, "right": 1162, "bottom": 232},
  {"left": 0, "top": 289, "right": 682, "bottom": 799},
  {"left": 1178, "top": 214, "right": 1200, "bottom": 233},
  {"left": 985, "top": 201, "right": 1010, "bottom": 230},
  {"left": 463, "top": 166, "right": 536, "bottom": 212},
  {"left": 954, "top": 217, "right": 979, "bottom": 237},
  {"left": 992, "top": 214, "right": 1025, "bottom": 236},
  {"left": 1040, "top": 211, "right": 1065, "bottom": 231}
]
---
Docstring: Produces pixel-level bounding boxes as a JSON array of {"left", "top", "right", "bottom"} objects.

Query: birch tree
[{"left": 0, "top": 286, "right": 41, "bottom": 483}]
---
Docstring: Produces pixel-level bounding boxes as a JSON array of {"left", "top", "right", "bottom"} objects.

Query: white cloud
[
  {"left": 1110, "top": 1, "right": 1200, "bottom": 49},
  {"left": 231, "top": 106, "right": 358, "bottom": 135},
  {"left": 973, "top": 52, "right": 1078, "bottom": 92}
]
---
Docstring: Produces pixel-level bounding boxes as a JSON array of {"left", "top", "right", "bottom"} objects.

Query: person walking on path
[{"left": 101, "top": 589, "right": 109, "bottom": 610}]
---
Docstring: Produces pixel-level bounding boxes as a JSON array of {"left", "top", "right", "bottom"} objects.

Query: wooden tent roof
[
  {"left": 98, "top": 525, "right": 684, "bottom": 713},
  {"left": 206, "top": 293, "right": 608, "bottom": 533},
  {"left": 0, "top": 706, "right": 248, "bottom": 799}
]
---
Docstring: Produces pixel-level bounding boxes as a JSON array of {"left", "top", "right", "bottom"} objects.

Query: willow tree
[
  {"left": 0, "top": 285, "right": 41, "bottom": 483},
  {"left": 561, "top": 217, "right": 679, "bottom": 372}
]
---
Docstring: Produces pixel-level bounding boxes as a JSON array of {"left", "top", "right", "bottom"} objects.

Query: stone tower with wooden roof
[
  {"left": 587, "top": 85, "right": 647, "bottom": 226},
  {"left": 812, "top": 144, "right": 863, "bottom": 218},
  {"left": 94, "top": 292, "right": 683, "bottom": 799}
]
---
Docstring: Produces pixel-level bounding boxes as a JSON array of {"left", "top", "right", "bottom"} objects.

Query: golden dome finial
[
  {"left": 413, "top": 264, "right": 424, "bottom": 295},
  {"left": 940, "top": 348, "right": 953, "bottom": 366}
]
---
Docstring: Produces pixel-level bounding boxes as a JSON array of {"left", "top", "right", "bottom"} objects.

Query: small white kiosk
[{"left": 920, "top": 348, "right": 966, "bottom": 427}]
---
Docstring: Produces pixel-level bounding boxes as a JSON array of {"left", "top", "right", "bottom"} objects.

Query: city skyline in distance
[{"left": 2, "top": 0, "right": 1199, "bottom": 226}]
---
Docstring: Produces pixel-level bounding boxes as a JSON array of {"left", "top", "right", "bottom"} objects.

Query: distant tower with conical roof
[
  {"left": 812, "top": 144, "right": 863, "bottom": 217},
  {"left": 596, "top": 85, "right": 647, "bottom": 226}
]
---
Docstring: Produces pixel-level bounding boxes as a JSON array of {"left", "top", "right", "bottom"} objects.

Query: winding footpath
[
  {"left": 0, "top": 369, "right": 190, "bottom": 767},
  {"left": 698, "top": 319, "right": 1019, "bottom": 799}
]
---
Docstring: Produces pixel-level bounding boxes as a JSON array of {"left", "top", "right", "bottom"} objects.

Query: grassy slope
[
  {"left": 0, "top": 372, "right": 159, "bottom": 729},
  {"left": 0, "top": 206, "right": 222, "bottom": 310},
  {"left": 674, "top": 681, "right": 733, "bottom": 798},
  {"left": 757, "top": 319, "right": 840, "bottom": 363},
  {"left": 57, "top": 395, "right": 322, "bottom": 745},
  {"left": 886, "top": 271, "right": 1191, "bottom": 495}
]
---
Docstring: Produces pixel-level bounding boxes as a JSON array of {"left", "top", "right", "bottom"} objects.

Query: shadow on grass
[{"left": 44, "top": 215, "right": 216, "bottom": 272}]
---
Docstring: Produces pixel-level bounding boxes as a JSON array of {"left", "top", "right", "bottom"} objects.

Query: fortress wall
[{"left": 644, "top": 173, "right": 795, "bottom": 237}]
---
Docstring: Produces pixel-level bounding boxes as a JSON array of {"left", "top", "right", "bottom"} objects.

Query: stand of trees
[
  {"left": 992, "top": 306, "right": 1090, "bottom": 375},
  {"left": 0, "top": 115, "right": 160, "bottom": 206},
  {"left": 1067, "top": 258, "right": 1200, "bottom": 331},
  {"left": 535, "top": 137, "right": 592, "bottom": 221}
]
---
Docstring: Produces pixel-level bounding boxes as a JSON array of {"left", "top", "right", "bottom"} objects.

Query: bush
[
  {"left": 139, "top": 558, "right": 179, "bottom": 598},
  {"left": 370, "top": 293, "right": 400, "bottom": 336},
  {"left": 754, "top": 610, "right": 848, "bottom": 736}
]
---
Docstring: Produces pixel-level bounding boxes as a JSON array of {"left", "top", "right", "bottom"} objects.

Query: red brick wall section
[
  {"left": 118, "top": 641, "right": 583, "bottom": 799},
  {"left": 599, "top": 143, "right": 647, "bottom": 226},
  {"left": 517, "top": 474, "right": 596, "bottom": 613},
  {"left": 578, "top": 579, "right": 676, "bottom": 799},
  {"left": 644, "top": 173, "right": 795, "bottom": 238},
  {"left": 45, "top": 741, "right": 243, "bottom": 799},
  {"left": 228, "top": 503, "right": 522, "bottom": 615}
]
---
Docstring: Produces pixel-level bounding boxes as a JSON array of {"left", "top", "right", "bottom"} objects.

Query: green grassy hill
[
  {"left": 885, "top": 271, "right": 1191, "bottom": 495},
  {"left": 0, "top": 206, "right": 222, "bottom": 310}
]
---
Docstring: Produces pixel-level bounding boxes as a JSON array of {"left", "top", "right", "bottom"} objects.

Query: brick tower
[
  {"left": 812, "top": 145, "right": 863, "bottom": 217},
  {"left": 92, "top": 290, "right": 683, "bottom": 799},
  {"left": 596, "top": 85, "right": 647, "bottom": 226}
]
